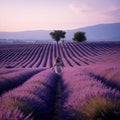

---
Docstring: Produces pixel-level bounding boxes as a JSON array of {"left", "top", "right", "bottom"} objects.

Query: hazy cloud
[
  {"left": 102, "top": 5, "right": 120, "bottom": 17},
  {"left": 69, "top": 3, "right": 120, "bottom": 20},
  {"left": 69, "top": 4, "right": 93, "bottom": 15}
]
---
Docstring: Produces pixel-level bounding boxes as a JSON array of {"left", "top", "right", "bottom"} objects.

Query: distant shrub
[
  {"left": 49, "top": 30, "right": 66, "bottom": 44},
  {"left": 73, "top": 31, "right": 86, "bottom": 42}
]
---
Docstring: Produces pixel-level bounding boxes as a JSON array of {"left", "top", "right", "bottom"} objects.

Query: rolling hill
[
  {"left": 0, "top": 22, "right": 120, "bottom": 43},
  {"left": 66, "top": 22, "right": 120, "bottom": 41}
]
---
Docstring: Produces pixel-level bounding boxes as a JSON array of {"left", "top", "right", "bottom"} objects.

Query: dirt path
[{"left": 52, "top": 77, "right": 62, "bottom": 120}]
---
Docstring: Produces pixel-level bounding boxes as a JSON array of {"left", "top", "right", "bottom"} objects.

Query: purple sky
[{"left": 0, "top": 0, "right": 120, "bottom": 31}]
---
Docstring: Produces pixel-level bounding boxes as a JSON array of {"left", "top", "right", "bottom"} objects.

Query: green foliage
[
  {"left": 49, "top": 30, "right": 66, "bottom": 43},
  {"left": 80, "top": 96, "right": 120, "bottom": 120},
  {"left": 73, "top": 31, "right": 86, "bottom": 42}
]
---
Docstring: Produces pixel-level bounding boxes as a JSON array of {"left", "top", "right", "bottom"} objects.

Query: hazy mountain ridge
[
  {"left": 66, "top": 23, "right": 120, "bottom": 41},
  {"left": 0, "top": 23, "right": 120, "bottom": 42}
]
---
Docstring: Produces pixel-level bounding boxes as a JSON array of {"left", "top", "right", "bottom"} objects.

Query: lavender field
[{"left": 0, "top": 41, "right": 120, "bottom": 120}]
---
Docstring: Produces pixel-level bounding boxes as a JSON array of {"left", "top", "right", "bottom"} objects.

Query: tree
[
  {"left": 49, "top": 30, "right": 66, "bottom": 44},
  {"left": 73, "top": 31, "right": 86, "bottom": 42}
]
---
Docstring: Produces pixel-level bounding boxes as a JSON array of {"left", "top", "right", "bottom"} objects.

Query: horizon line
[{"left": 0, "top": 22, "right": 119, "bottom": 33}]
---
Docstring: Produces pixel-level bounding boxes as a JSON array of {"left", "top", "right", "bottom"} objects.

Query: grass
[{"left": 79, "top": 96, "right": 120, "bottom": 120}]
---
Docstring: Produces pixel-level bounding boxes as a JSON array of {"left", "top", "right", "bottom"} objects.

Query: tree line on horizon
[{"left": 49, "top": 30, "right": 86, "bottom": 44}]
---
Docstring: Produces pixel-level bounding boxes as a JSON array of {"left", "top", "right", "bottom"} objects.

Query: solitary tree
[
  {"left": 49, "top": 30, "right": 66, "bottom": 44},
  {"left": 73, "top": 31, "right": 86, "bottom": 42}
]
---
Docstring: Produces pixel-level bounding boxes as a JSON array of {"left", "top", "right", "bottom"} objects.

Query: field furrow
[
  {"left": 0, "top": 69, "right": 58, "bottom": 120},
  {"left": 0, "top": 41, "right": 120, "bottom": 120},
  {"left": 0, "top": 68, "right": 45, "bottom": 96},
  {"left": 0, "top": 42, "right": 120, "bottom": 68}
]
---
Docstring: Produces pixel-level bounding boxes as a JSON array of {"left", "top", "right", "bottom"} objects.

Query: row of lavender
[
  {"left": 0, "top": 66, "right": 120, "bottom": 119},
  {"left": 0, "top": 41, "right": 120, "bottom": 68},
  {"left": 62, "top": 67, "right": 120, "bottom": 120},
  {"left": 0, "top": 69, "right": 58, "bottom": 120},
  {"left": 86, "top": 65, "right": 120, "bottom": 91},
  {"left": 0, "top": 68, "right": 46, "bottom": 96}
]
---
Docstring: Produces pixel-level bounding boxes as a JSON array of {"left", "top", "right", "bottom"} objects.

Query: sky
[{"left": 0, "top": 0, "right": 120, "bottom": 32}]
